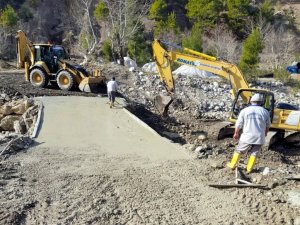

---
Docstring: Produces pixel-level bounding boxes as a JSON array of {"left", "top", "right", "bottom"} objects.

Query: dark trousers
[{"left": 108, "top": 91, "right": 116, "bottom": 103}]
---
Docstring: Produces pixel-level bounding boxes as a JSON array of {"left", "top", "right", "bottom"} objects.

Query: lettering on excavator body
[
  {"left": 177, "top": 58, "right": 222, "bottom": 71},
  {"left": 177, "top": 58, "right": 195, "bottom": 66}
]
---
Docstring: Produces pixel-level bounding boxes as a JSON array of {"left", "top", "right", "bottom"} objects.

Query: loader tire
[
  {"left": 30, "top": 68, "right": 48, "bottom": 88},
  {"left": 57, "top": 70, "right": 74, "bottom": 91}
]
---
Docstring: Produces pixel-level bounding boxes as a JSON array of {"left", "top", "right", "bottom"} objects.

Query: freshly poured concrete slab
[{"left": 35, "top": 96, "right": 189, "bottom": 162}]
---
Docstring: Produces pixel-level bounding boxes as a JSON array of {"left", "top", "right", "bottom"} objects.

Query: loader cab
[
  {"left": 34, "top": 45, "right": 68, "bottom": 73},
  {"left": 231, "top": 89, "right": 275, "bottom": 122}
]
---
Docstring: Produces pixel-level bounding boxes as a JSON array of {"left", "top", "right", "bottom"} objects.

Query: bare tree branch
[
  {"left": 204, "top": 26, "right": 241, "bottom": 64},
  {"left": 80, "top": 0, "right": 98, "bottom": 54},
  {"left": 100, "top": 0, "right": 152, "bottom": 65},
  {"left": 260, "top": 25, "right": 297, "bottom": 69}
]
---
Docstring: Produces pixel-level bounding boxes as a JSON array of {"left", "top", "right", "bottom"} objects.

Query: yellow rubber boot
[
  {"left": 246, "top": 155, "right": 256, "bottom": 173},
  {"left": 227, "top": 152, "right": 240, "bottom": 170}
]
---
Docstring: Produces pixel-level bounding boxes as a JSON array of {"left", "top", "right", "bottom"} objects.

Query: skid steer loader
[{"left": 16, "top": 30, "right": 106, "bottom": 92}]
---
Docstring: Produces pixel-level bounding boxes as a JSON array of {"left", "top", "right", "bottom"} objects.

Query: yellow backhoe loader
[
  {"left": 16, "top": 30, "right": 106, "bottom": 92},
  {"left": 152, "top": 39, "right": 300, "bottom": 147}
]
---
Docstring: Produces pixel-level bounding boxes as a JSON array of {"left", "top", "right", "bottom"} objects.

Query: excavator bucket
[
  {"left": 78, "top": 76, "right": 106, "bottom": 93},
  {"left": 153, "top": 95, "right": 173, "bottom": 116}
]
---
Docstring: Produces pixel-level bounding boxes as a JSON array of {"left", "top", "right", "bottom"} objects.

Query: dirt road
[{"left": 0, "top": 96, "right": 274, "bottom": 225}]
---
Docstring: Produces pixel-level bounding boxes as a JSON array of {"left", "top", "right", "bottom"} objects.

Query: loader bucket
[
  {"left": 153, "top": 95, "right": 173, "bottom": 116},
  {"left": 78, "top": 76, "right": 105, "bottom": 93}
]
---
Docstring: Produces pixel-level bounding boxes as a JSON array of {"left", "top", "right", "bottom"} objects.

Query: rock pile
[
  {"left": 0, "top": 91, "right": 40, "bottom": 157},
  {"left": 119, "top": 72, "right": 233, "bottom": 120},
  {"left": 119, "top": 71, "right": 300, "bottom": 121},
  {"left": 0, "top": 97, "right": 38, "bottom": 135}
]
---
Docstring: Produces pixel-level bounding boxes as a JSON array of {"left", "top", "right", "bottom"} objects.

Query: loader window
[
  {"left": 53, "top": 47, "right": 67, "bottom": 60},
  {"left": 41, "top": 47, "right": 52, "bottom": 65},
  {"left": 35, "top": 47, "right": 41, "bottom": 61}
]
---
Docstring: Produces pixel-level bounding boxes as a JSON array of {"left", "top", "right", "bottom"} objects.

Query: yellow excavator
[
  {"left": 152, "top": 39, "right": 300, "bottom": 147},
  {"left": 16, "top": 30, "right": 106, "bottom": 92}
]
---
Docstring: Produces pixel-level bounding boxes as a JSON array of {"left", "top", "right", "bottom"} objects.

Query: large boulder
[
  {"left": 0, "top": 105, "right": 12, "bottom": 115},
  {"left": 142, "top": 62, "right": 158, "bottom": 73},
  {"left": 11, "top": 99, "right": 34, "bottom": 115},
  {"left": 11, "top": 102, "right": 26, "bottom": 115},
  {"left": 123, "top": 57, "right": 137, "bottom": 69},
  {"left": 14, "top": 118, "right": 27, "bottom": 134},
  {"left": 0, "top": 115, "right": 20, "bottom": 131},
  {"left": 22, "top": 104, "right": 39, "bottom": 132}
]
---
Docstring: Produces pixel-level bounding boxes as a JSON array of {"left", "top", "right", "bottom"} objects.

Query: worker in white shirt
[
  {"left": 227, "top": 93, "right": 271, "bottom": 173},
  {"left": 106, "top": 77, "right": 118, "bottom": 108}
]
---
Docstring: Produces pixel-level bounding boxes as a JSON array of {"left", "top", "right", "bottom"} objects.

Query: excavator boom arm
[
  {"left": 152, "top": 39, "right": 250, "bottom": 100},
  {"left": 16, "top": 30, "right": 35, "bottom": 69}
]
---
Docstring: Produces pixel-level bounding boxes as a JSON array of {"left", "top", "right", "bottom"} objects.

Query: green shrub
[
  {"left": 0, "top": 5, "right": 18, "bottom": 29},
  {"left": 239, "top": 28, "right": 263, "bottom": 73},
  {"left": 127, "top": 31, "right": 152, "bottom": 66},
  {"left": 186, "top": 0, "right": 224, "bottom": 28},
  {"left": 101, "top": 39, "right": 113, "bottom": 62},
  {"left": 149, "top": 0, "right": 167, "bottom": 20},
  {"left": 226, "top": 0, "right": 250, "bottom": 37},
  {"left": 182, "top": 22, "right": 202, "bottom": 52},
  {"left": 79, "top": 32, "right": 89, "bottom": 52},
  {"left": 273, "top": 67, "right": 292, "bottom": 84},
  {"left": 94, "top": 1, "right": 109, "bottom": 21}
]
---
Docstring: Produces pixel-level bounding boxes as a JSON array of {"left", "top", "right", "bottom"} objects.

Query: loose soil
[{"left": 0, "top": 69, "right": 299, "bottom": 225}]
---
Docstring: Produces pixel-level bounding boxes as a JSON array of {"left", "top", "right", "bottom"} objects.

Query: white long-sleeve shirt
[
  {"left": 107, "top": 80, "right": 118, "bottom": 92},
  {"left": 236, "top": 105, "right": 271, "bottom": 145}
]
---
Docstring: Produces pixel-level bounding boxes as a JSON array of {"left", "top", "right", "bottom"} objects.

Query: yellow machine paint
[
  {"left": 152, "top": 39, "right": 251, "bottom": 102},
  {"left": 16, "top": 30, "right": 106, "bottom": 92}
]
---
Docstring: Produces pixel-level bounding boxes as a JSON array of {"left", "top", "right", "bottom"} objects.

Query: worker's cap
[{"left": 251, "top": 93, "right": 263, "bottom": 102}]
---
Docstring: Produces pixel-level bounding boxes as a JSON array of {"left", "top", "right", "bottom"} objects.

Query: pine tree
[
  {"left": 259, "top": 0, "right": 274, "bottom": 21},
  {"left": 94, "top": 1, "right": 109, "bottom": 21},
  {"left": 149, "top": 0, "right": 167, "bottom": 20},
  {"left": 182, "top": 22, "right": 202, "bottom": 52},
  {"left": 239, "top": 28, "right": 263, "bottom": 72},
  {"left": 149, "top": 0, "right": 180, "bottom": 36},
  {"left": 226, "top": 0, "right": 250, "bottom": 37},
  {"left": 0, "top": 4, "right": 17, "bottom": 29},
  {"left": 185, "top": 0, "right": 224, "bottom": 28}
]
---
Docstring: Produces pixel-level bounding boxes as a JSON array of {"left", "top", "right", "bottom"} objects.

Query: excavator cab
[{"left": 230, "top": 89, "right": 275, "bottom": 122}]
